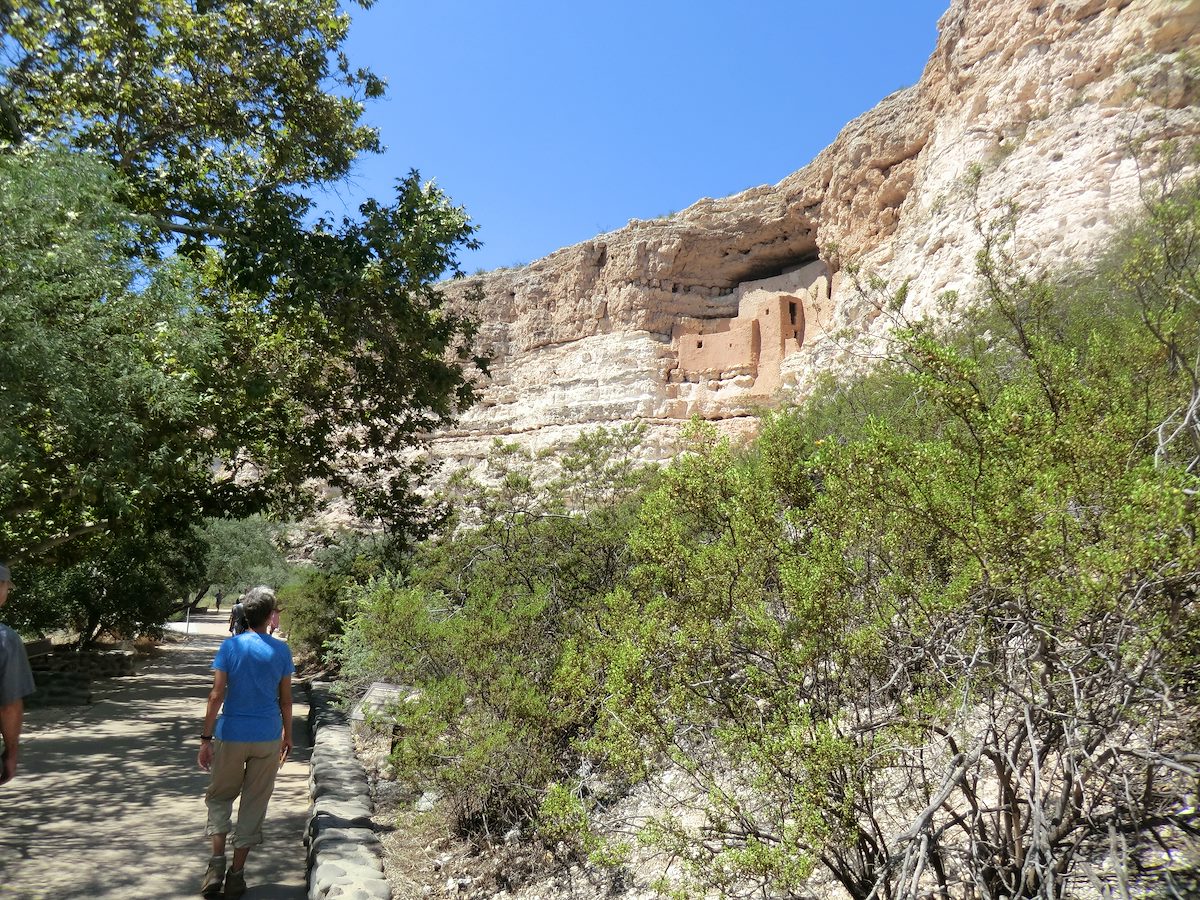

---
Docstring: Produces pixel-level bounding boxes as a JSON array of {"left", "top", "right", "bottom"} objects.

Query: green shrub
[
  {"left": 325, "top": 183, "right": 1200, "bottom": 898},
  {"left": 573, "top": 183, "right": 1200, "bottom": 899},
  {"left": 328, "top": 427, "right": 654, "bottom": 834},
  {"left": 279, "top": 531, "right": 396, "bottom": 661}
]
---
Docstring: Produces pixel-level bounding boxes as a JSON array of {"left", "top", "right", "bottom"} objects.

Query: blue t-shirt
[{"left": 212, "top": 632, "right": 295, "bottom": 742}]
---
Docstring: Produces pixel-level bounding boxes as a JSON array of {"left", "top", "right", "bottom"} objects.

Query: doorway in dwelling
[{"left": 788, "top": 299, "right": 805, "bottom": 346}]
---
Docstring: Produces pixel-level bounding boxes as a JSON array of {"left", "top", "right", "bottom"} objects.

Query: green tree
[
  {"left": 0, "top": 148, "right": 218, "bottom": 562},
  {"left": 194, "top": 515, "right": 291, "bottom": 602},
  {"left": 201, "top": 172, "right": 483, "bottom": 524},
  {"left": 0, "top": 0, "right": 485, "bottom": 541},
  {"left": 12, "top": 507, "right": 207, "bottom": 644},
  {"left": 0, "top": 0, "right": 486, "bottom": 640},
  {"left": 0, "top": 0, "right": 382, "bottom": 245}
]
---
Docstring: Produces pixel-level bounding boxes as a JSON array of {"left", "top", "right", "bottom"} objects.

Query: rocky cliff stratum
[{"left": 434, "top": 0, "right": 1200, "bottom": 468}]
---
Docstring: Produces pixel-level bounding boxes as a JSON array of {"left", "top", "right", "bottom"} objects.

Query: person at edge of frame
[{"left": 0, "top": 563, "right": 36, "bottom": 787}]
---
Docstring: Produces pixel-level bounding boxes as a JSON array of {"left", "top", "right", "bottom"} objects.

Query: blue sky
[{"left": 325, "top": 2, "right": 950, "bottom": 273}]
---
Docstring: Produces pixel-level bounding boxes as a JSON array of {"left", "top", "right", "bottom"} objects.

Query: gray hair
[
  {"left": 241, "top": 585, "right": 276, "bottom": 629},
  {"left": 0, "top": 564, "right": 9, "bottom": 582}
]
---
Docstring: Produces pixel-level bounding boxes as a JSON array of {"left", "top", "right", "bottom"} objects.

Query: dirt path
[{"left": 0, "top": 611, "right": 311, "bottom": 899}]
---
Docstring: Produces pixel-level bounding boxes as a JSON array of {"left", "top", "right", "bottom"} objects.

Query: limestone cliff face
[{"left": 435, "top": 0, "right": 1200, "bottom": 468}]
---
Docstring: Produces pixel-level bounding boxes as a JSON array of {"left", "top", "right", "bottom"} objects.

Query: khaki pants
[{"left": 204, "top": 738, "right": 281, "bottom": 849}]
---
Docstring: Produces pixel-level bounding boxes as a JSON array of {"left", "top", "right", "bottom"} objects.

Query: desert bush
[
  {"left": 327, "top": 182, "right": 1200, "bottom": 896},
  {"left": 572, "top": 184, "right": 1200, "bottom": 899},
  {"left": 329, "top": 426, "right": 654, "bottom": 835},
  {"left": 279, "top": 531, "right": 397, "bottom": 660}
]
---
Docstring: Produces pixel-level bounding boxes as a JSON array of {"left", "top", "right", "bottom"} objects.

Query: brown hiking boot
[
  {"left": 200, "top": 855, "right": 225, "bottom": 897},
  {"left": 224, "top": 866, "right": 247, "bottom": 899}
]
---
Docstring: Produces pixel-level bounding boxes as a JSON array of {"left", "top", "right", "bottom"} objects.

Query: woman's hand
[{"left": 198, "top": 740, "right": 214, "bottom": 772}]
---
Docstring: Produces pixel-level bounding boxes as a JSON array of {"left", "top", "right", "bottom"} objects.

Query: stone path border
[{"left": 305, "top": 680, "right": 393, "bottom": 900}]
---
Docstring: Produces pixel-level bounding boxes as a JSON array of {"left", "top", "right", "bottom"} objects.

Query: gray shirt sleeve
[{"left": 0, "top": 625, "right": 36, "bottom": 704}]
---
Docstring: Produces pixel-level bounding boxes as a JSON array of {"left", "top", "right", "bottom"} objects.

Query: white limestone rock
[{"left": 430, "top": 0, "right": 1200, "bottom": 472}]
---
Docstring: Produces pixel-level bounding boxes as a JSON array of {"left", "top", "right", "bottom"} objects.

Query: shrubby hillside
[{"left": 295, "top": 177, "right": 1200, "bottom": 900}]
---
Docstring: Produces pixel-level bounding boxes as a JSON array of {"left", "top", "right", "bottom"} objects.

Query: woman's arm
[
  {"left": 197, "top": 670, "right": 227, "bottom": 771},
  {"left": 278, "top": 675, "right": 293, "bottom": 763}
]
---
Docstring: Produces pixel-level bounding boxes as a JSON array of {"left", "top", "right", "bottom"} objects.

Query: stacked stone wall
[
  {"left": 305, "top": 681, "right": 392, "bottom": 900},
  {"left": 36, "top": 648, "right": 136, "bottom": 678},
  {"left": 25, "top": 644, "right": 140, "bottom": 707},
  {"left": 25, "top": 670, "right": 92, "bottom": 707}
]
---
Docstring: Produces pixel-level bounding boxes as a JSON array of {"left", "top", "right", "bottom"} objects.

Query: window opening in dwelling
[
  {"left": 789, "top": 301, "right": 798, "bottom": 328},
  {"left": 696, "top": 339, "right": 703, "bottom": 349}
]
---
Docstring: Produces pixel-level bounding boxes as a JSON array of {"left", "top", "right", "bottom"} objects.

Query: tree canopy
[
  {"left": 0, "top": 0, "right": 484, "bottom": 636},
  {"left": 0, "top": 150, "right": 215, "bottom": 561},
  {"left": 0, "top": 0, "right": 382, "bottom": 245}
]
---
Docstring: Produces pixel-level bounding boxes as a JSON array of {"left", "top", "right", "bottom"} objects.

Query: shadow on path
[{"left": 0, "top": 612, "right": 311, "bottom": 899}]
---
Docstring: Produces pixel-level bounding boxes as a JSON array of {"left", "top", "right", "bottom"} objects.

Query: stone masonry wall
[{"left": 305, "top": 682, "right": 392, "bottom": 900}]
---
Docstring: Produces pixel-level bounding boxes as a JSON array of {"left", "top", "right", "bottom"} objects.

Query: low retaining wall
[
  {"left": 26, "top": 646, "right": 137, "bottom": 707},
  {"left": 36, "top": 648, "right": 136, "bottom": 678},
  {"left": 305, "top": 681, "right": 392, "bottom": 900},
  {"left": 25, "top": 670, "right": 92, "bottom": 707}
]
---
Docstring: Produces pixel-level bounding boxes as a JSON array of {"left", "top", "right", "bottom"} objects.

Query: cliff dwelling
[{"left": 671, "top": 258, "right": 832, "bottom": 395}]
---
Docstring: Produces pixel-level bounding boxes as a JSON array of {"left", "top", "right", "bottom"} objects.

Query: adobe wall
[
  {"left": 672, "top": 266, "right": 821, "bottom": 394},
  {"left": 748, "top": 293, "right": 803, "bottom": 395},
  {"left": 676, "top": 319, "right": 759, "bottom": 380}
]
